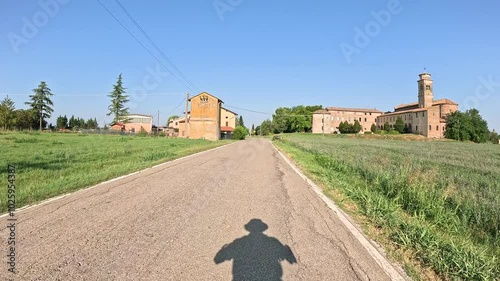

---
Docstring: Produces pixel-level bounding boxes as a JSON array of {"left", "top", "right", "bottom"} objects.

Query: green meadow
[
  {"left": 274, "top": 134, "right": 499, "bottom": 281},
  {"left": 1, "top": 132, "right": 229, "bottom": 213}
]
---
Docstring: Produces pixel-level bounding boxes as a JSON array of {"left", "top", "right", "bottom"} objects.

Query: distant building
[
  {"left": 167, "top": 92, "right": 238, "bottom": 140},
  {"left": 220, "top": 107, "right": 238, "bottom": 139},
  {"left": 312, "top": 108, "right": 383, "bottom": 134},
  {"left": 375, "top": 73, "right": 458, "bottom": 138},
  {"left": 312, "top": 73, "right": 459, "bottom": 138},
  {"left": 110, "top": 114, "right": 153, "bottom": 134}
]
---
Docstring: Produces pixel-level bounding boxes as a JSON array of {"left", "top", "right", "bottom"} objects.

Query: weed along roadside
[
  {"left": 0, "top": 132, "right": 231, "bottom": 213},
  {"left": 272, "top": 133, "right": 499, "bottom": 281}
]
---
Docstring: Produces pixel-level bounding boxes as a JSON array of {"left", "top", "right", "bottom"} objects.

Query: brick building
[
  {"left": 312, "top": 73, "right": 458, "bottom": 138},
  {"left": 312, "top": 107, "right": 383, "bottom": 134},
  {"left": 167, "top": 92, "right": 238, "bottom": 140}
]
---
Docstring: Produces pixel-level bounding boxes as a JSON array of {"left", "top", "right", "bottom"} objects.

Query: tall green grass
[
  {"left": 274, "top": 134, "right": 499, "bottom": 280},
  {"left": 0, "top": 132, "right": 229, "bottom": 213}
]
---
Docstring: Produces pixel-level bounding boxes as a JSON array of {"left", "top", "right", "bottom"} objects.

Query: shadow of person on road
[{"left": 214, "top": 219, "right": 297, "bottom": 281}]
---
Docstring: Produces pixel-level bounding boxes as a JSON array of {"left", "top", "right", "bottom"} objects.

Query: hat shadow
[{"left": 214, "top": 219, "right": 297, "bottom": 281}]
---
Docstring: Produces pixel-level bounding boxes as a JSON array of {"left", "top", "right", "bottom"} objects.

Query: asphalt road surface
[{"left": 1, "top": 139, "right": 403, "bottom": 281}]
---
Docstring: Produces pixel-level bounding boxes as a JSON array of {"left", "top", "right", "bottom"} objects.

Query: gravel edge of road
[{"left": 271, "top": 140, "right": 410, "bottom": 281}]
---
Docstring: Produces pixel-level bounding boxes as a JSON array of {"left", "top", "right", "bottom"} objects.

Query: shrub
[
  {"left": 233, "top": 126, "right": 248, "bottom": 140},
  {"left": 137, "top": 127, "right": 148, "bottom": 137}
]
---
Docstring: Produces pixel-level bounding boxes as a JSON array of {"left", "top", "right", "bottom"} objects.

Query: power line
[
  {"left": 96, "top": 0, "right": 198, "bottom": 94},
  {"left": 223, "top": 105, "right": 273, "bottom": 115},
  {"left": 224, "top": 104, "right": 317, "bottom": 117},
  {"left": 1, "top": 92, "right": 185, "bottom": 97},
  {"left": 112, "top": 0, "right": 199, "bottom": 93},
  {"left": 164, "top": 97, "right": 186, "bottom": 116}
]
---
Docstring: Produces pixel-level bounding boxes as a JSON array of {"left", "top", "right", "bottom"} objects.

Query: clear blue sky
[{"left": 1, "top": 0, "right": 499, "bottom": 131}]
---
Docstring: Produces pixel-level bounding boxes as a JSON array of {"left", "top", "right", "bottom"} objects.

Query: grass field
[
  {"left": 0, "top": 132, "right": 230, "bottom": 213},
  {"left": 274, "top": 134, "right": 499, "bottom": 281}
]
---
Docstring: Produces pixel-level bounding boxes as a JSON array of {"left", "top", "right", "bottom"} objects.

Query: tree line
[
  {"left": 0, "top": 74, "right": 130, "bottom": 131},
  {"left": 256, "top": 105, "right": 322, "bottom": 135},
  {"left": 0, "top": 82, "right": 54, "bottom": 131}
]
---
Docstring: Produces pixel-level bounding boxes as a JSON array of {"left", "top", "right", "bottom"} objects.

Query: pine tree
[
  {"left": 239, "top": 116, "right": 244, "bottom": 128},
  {"left": 25, "top": 81, "right": 54, "bottom": 130},
  {"left": 0, "top": 96, "right": 16, "bottom": 130},
  {"left": 107, "top": 74, "right": 129, "bottom": 124},
  {"left": 56, "top": 115, "right": 68, "bottom": 129}
]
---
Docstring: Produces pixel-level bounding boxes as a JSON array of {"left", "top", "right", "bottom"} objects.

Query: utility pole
[
  {"left": 322, "top": 113, "right": 325, "bottom": 136},
  {"left": 185, "top": 93, "right": 189, "bottom": 138}
]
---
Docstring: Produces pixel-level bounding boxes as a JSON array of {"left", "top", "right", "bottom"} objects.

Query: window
[
  {"left": 359, "top": 117, "right": 362, "bottom": 122},
  {"left": 429, "top": 125, "right": 432, "bottom": 131},
  {"left": 336, "top": 117, "right": 340, "bottom": 121},
  {"left": 364, "top": 118, "right": 367, "bottom": 122},
  {"left": 226, "top": 116, "right": 228, "bottom": 119},
  {"left": 436, "top": 125, "right": 439, "bottom": 131},
  {"left": 416, "top": 125, "right": 418, "bottom": 131},
  {"left": 415, "top": 113, "right": 418, "bottom": 118},
  {"left": 422, "top": 112, "right": 425, "bottom": 117},
  {"left": 364, "top": 112, "right": 367, "bottom": 115},
  {"left": 226, "top": 121, "right": 228, "bottom": 126}
]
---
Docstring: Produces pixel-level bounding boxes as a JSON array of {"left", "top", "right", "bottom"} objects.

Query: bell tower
[{"left": 418, "top": 72, "right": 433, "bottom": 108}]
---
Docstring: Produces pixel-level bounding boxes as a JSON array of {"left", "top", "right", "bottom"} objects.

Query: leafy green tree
[
  {"left": 272, "top": 105, "right": 322, "bottom": 133},
  {"left": 370, "top": 123, "right": 377, "bottom": 133},
  {"left": 233, "top": 126, "right": 248, "bottom": 140},
  {"left": 167, "top": 115, "right": 180, "bottom": 124},
  {"left": 25, "top": 81, "right": 54, "bottom": 130},
  {"left": 0, "top": 96, "right": 16, "bottom": 130},
  {"left": 107, "top": 74, "right": 129, "bottom": 124},
  {"left": 13, "top": 109, "right": 40, "bottom": 130},
  {"left": 255, "top": 125, "right": 261, "bottom": 135},
  {"left": 260, "top": 119, "right": 274, "bottom": 135},
  {"left": 352, "top": 120, "right": 362, "bottom": 133},
  {"left": 445, "top": 109, "right": 489, "bottom": 143},
  {"left": 56, "top": 115, "right": 68, "bottom": 129},
  {"left": 489, "top": 130, "right": 499, "bottom": 144},
  {"left": 383, "top": 122, "right": 391, "bottom": 132},
  {"left": 337, "top": 121, "right": 347, "bottom": 133},
  {"left": 395, "top": 117, "right": 405, "bottom": 133}
]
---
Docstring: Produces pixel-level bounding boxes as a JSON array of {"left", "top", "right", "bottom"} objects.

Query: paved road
[{"left": 1, "top": 139, "right": 400, "bottom": 280}]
